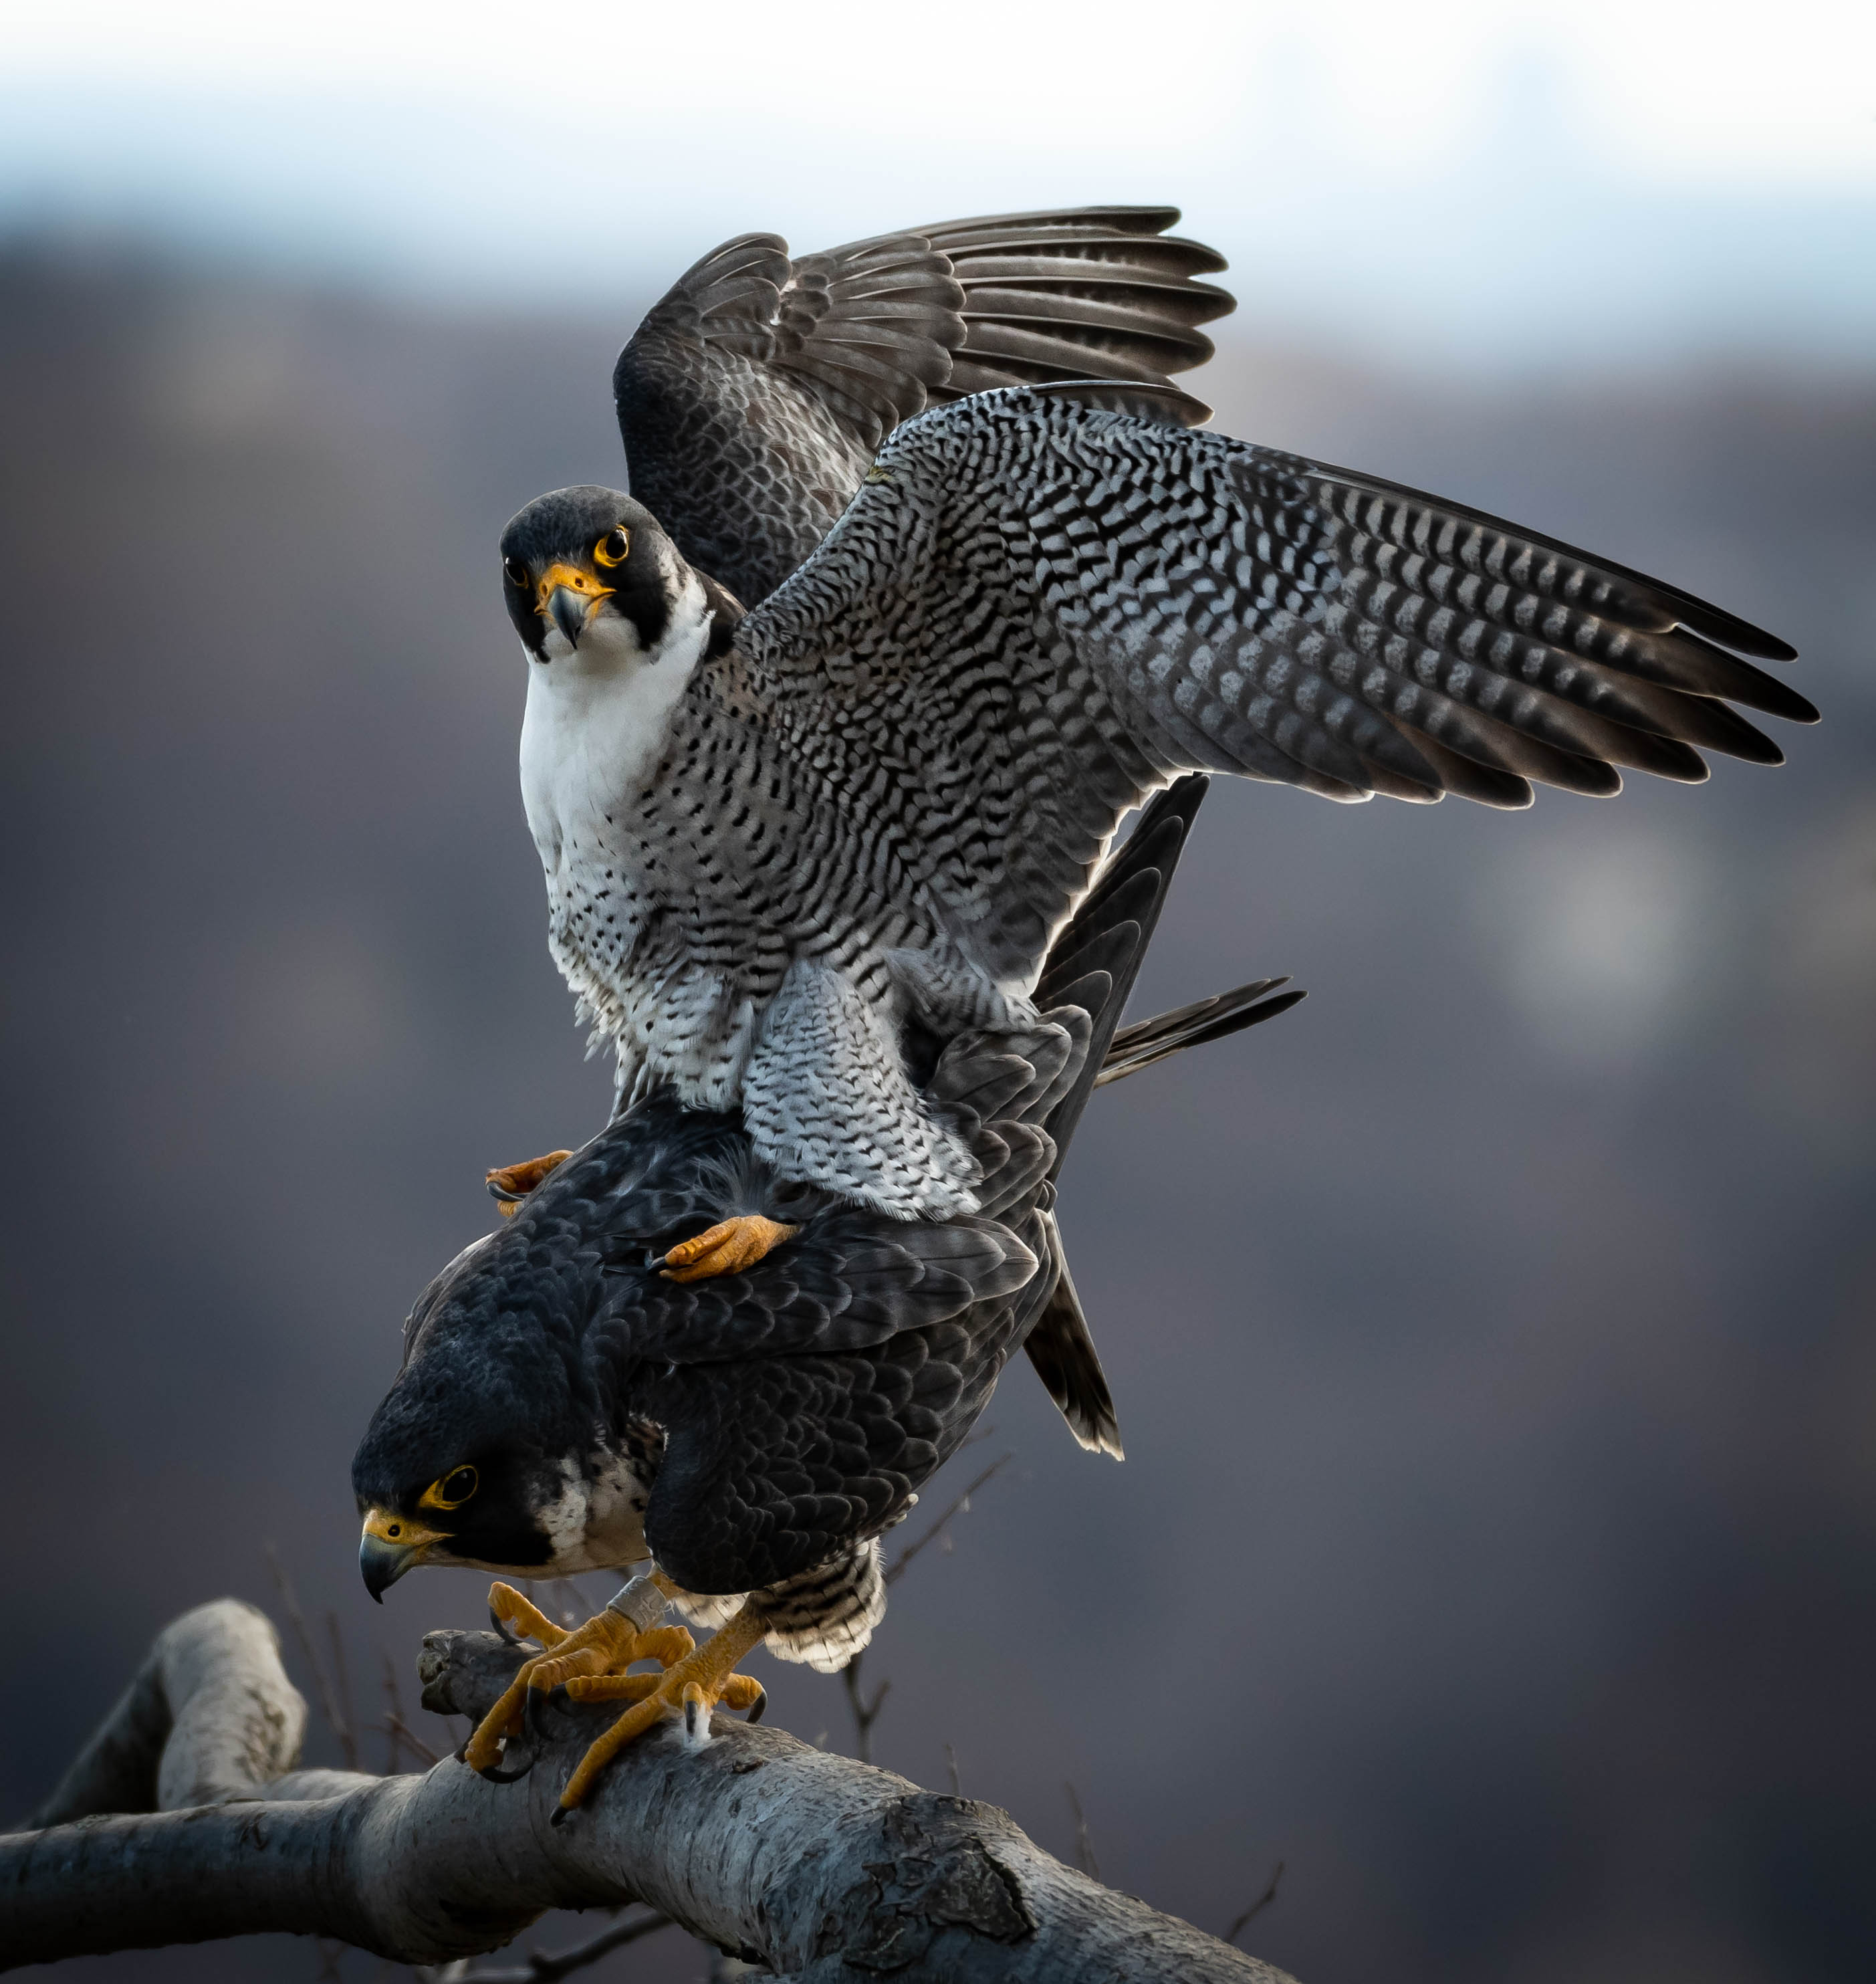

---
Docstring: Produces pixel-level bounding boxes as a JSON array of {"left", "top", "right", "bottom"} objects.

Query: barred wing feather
[{"left": 736, "top": 386, "right": 1813, "bottom": 987}]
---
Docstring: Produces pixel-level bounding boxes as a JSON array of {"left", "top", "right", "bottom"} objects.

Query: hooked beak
[
  {"left": 548, "top": 586, "right": 590, "bottom": 649},
  {"left": 537, "top": 561, "right": 612, "bottom": 653},
  {"left": 358, "top": 1509, "right": 443, "bottom": 1602}
]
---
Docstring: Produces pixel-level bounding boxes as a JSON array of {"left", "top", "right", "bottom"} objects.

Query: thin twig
[
  {"left": 264, "top": 1543, "right": 351, "bottom": 1765},
  {"left": 443, "top": 1909, "right": 674, "bottom": 1981},
  {"left": 1065, "top": 1782, "right": 1100, "bottom": 1882},
  {"left": 376, "top": 1710, "right": 441, "bottom": 1770},
  {"left": 1224, "top": 1862, "right": 1285, "bottom": 1943},
  {"left": 325, "top": 1610, "right": 359, "bottom": 1771},
  {"left": 381, "top": 1652, "right": 408, "bottom": 1775},
  {"left": 885, "top": 1453, "right": 1013, "bottom": 1586},
  {"left": 839, "top": 1652, "right": 890, "bottom": 1765}
]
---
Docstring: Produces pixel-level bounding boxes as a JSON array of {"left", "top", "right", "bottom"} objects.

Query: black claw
[
  {"left": 480, "top": 1751, "right": 537, "bottom": 1784},
  {"left": 550, "top": 1802, "right": 574, "bottom": 1828},
  {"left": 490, "top": 1604, "right": 525, "bottom": 1646},
  {"left": 745, "top": 1689, "right": 767, "bottom": 1725},
  {"left": 451, "top": 1741, "right": 470, "bottom": 1764}
]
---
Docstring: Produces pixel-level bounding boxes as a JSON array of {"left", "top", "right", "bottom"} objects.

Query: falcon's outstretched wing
[
  {"left": 613, "top": 209, "right": 1232, "bottom": 605},
  {"left": 735, "top": 385, "right": 1816, "bottom": 990}
]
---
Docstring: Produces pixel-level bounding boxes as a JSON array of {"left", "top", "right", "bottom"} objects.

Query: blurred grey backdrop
[{"left": 3, "top": 7, "right": 1875, "bottom": 1979}]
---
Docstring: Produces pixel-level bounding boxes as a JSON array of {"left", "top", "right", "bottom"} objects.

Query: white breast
[{"left": 518, "top": 582, "right": 710, "bottom": 884}]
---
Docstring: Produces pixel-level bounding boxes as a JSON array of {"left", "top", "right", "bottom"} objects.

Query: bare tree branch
[
  {"left": 886, "top": 1454, "right": 1014, "bottom": 1587},
  {"left": 265, "top": 1543, "right": 354, "bottom": 1769},
  {"left": 1064, "top": 1783, "right": 1100, "bottom": 1882},
  {"left": 1225, "top": 1863, "right": 1286, "bottom": 1944},
  {"left": 839, "top": 1654, "right": 891, "bottom": 1766},
  {"left": 325, "top": 1610, "right": 360, "bottom": 1772},
  {"left": 446, "top": 1908, "right": 673, "bottom": 1981},
  {"left": 1, "top": 1602, "right": 1298, "bottom": 1983}
]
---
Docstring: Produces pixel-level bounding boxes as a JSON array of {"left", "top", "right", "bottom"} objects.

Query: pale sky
[{"left": 3, "top": 0, "right": 1873, "bottom": 363}]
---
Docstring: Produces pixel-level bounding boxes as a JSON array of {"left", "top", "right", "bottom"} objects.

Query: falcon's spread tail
[{"left": 1018, "top": 776, "right": 1307, "bottom": 1456}]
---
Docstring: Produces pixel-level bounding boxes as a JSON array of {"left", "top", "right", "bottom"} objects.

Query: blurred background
[{"left": 2, "top": 3, "right": 1872, "bottom": 1980}]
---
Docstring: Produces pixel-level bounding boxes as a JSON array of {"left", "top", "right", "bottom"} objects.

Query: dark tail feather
[
  {"left": 1023, "top": 776, "right": 1312, "bottom": 1458},
  {"left": 1098, "top": 980, "right": 1307, "bottom": 1087},
  {"left": 1023, "top": 775, "right": 1205, "bottom": 1460},
  {"left": 1036, "top": 772, "right": 1209, "bottom": 1168},
  {"left": 1020, "top": 1258, "right": 1122, "bottom": 1458}
]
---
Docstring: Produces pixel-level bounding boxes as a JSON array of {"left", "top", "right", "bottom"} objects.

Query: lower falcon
[{"left": 354, "top": 782, "right": 1301, "bottom": 1805}]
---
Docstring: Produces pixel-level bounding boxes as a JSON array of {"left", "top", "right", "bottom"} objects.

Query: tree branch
[{"left": 2, "top": 1601, "right": 1298, "bottom": 1983}]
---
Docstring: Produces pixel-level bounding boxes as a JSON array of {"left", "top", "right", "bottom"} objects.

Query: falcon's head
[
  {"left": 499, "top": 485, "right": 741, "bottom": 669},
  {"left": 351, "top": 1232, "right": 657, "bottom": 1601}
]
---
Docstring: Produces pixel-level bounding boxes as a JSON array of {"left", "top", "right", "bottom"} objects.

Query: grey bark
[{"left": 1, "top": 1602, "right": 1296, "bottom": 1982}]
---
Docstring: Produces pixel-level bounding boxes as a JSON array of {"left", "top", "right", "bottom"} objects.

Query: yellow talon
[
  {"left": 557, "top": 1602, "right": 770, "bottom": 1811},
  {"left": 661, "top": 1214, "right": 799, "bottom": 1283},
  {"left": 486, "top": 1150, "right": 574, "bottom": 1214},
  {"left": 463, "top": 1582, "right": 694, "bottom": 1776}
]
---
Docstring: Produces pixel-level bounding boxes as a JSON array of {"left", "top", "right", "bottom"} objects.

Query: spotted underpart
[{"left": 515, "top": 381, "right": 1810, "bottom": 1222}]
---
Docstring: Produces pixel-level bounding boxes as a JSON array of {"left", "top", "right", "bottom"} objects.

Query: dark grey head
[
  {"left": 350, "top": 1232, "right": 602, "bottom": 1600},
  {"left": 499, "top": 486, "right": 742, "bottom": 667}
]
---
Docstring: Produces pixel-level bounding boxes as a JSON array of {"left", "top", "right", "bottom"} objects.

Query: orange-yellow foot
[
  {"left": 486, "top": 1150, "right": 574, "bottom": 1216},
  {"left": 554, "top": 1602, "right": 770, "bottom": 1814},
  {"left": 661, "top": 1214, "right": 799, "bottom": 1283},
  {"left": 463, "top": 1581, "right": 695, "bottom": 1776}
]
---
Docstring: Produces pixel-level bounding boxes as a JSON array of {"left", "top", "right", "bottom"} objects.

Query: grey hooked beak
[
  {"left": 359, "top": 1511, "right": 440, "bottom": 1601},
  {"left": 548, "top": 586, "right": 590, "bottom": 649}
]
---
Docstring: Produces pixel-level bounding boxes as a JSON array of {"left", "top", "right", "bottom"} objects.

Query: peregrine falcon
[
  {"left": 499, "top": 360, "right": 1814, "bottom": 1262},
  {"left": 354, "top": 779, "right": 1300, "bottom": 1807}
]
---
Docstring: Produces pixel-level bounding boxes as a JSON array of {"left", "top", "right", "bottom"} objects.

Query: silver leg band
[{"left": 606, "top": 1571, "right": 667, "bottom": 1634}]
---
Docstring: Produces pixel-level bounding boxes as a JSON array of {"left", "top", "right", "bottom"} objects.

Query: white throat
[{"left": 519, "top": 576, "right": 711, "bottom": 873}]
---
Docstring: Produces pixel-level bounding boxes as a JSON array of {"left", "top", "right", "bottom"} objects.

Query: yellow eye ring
[
  {"left": 419, "top": 1464, "right": 479, "bottom": 1511},
  {"left": 594, "top": 526, "right": 630, "bottom": 568}
]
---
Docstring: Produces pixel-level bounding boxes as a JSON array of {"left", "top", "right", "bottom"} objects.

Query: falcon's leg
[
  {"left": 661, "top": 1215, "right": 799, "bottom": 1283},
  {"left": 486, "top": 1150, "right": 574, "bottom": 1216},
  {"left": 556, "top": 1602, "right": 770, "bottom": 1812},
  {"left": 463, "top": 1579, "right": 695, "bottom": 1775}
]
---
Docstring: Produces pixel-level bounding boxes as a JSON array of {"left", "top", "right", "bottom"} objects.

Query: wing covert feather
[
  {"left": 594, "top": 1211, "right": 1036, "bottom": 1367},
  {"left": 734, "top": 389, "right": 1812, "bottom": 987}
]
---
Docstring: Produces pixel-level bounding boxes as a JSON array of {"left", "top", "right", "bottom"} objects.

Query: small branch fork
[
  {"left": 835, "top": 1449, "right": 1014, "bottom": 1766},
  {"left": 0, "top": 1600, "right": 1294, "bottom": 1983},
  {"left": 885, "top": 1452, "right": 1014, "bottom": 1589},
  {"left": 415, "top": 1908, "right": 672, "bottom": 1982}
]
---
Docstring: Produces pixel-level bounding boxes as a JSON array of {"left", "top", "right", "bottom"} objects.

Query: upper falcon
[{"left": 500, "top": 219, "right": 1816, "bottom": 1224}]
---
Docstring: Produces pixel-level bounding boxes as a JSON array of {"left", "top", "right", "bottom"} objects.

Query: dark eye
[
  {"left": 423, "top": 1464, "right": 479, "bottom": 1510},
  {"left": 593, "top": 526, "right": 630, "bottom": 569},
  {"left": 503, "top": 556, "right": 531, "bottom": 589}
]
